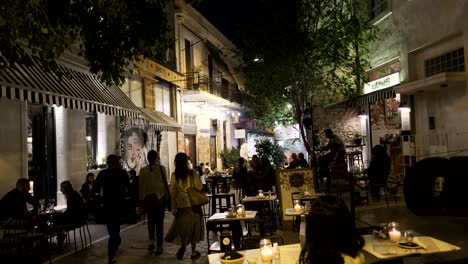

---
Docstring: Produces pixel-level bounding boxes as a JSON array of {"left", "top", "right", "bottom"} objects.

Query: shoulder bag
[{"left": 187, "top": 171, "right": 209, "bottom": 206}]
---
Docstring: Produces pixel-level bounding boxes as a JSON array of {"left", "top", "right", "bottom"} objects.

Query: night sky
[{"left": 194, "top": 0, "right": 261, "bottom": 43}]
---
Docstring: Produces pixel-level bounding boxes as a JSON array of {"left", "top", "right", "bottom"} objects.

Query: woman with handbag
[
  {"left": 165, "top": 152, "right": 205, "bottom": 260},
  {"left": 139, "top": 150, "right": 171, "bottom": 255}
]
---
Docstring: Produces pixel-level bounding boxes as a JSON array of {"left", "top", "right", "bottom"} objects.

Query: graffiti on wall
[{"left": 123, "top": 127, "right": 148, "bottom": 175}]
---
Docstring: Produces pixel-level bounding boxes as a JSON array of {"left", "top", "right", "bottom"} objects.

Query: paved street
[{"left": 45, "top": 194, "right": 468, "bottom": 264}]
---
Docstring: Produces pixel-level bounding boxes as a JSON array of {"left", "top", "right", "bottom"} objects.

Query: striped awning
[
  {"left": 139, "top": 108, "right": 181, "bottom": 132},
  {"left": 351, "top": 87, "right": 396, "bottom": 106},
  {"left": 0, "top": 58, "right": 140, "bottom": 117}
]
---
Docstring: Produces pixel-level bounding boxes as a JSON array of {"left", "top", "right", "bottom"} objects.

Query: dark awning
[
  {"left": 351, "top": 87, "right": 396, "bottom": 106},
  {"left": 139, "top": 108, "right": 181, "bottom": 132},
  {"left": 0, "top": 58, "right": 140, "bottom": 117}
]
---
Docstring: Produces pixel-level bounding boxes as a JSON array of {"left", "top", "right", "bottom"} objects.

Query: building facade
[
  {"left": 174, "top": 0, "right": 246, "bottom": 169},
  {"left": 366, "top": 0, "right": 468, "bottom": 167}
]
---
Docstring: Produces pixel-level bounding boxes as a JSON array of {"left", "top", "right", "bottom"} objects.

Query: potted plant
[{"left": 353, "top": 131, "right": 363, "bottom": 146}]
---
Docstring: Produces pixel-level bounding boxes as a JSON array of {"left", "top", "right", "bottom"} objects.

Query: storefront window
[
  {"left": 86, "top": 114, "right": 97, "bottom": 170},
  {"left": 154, "top": 83, "right": 172, "bottom": 116},
  {"left": 121, "top": 78, "right": 143, "bottom": 107}
]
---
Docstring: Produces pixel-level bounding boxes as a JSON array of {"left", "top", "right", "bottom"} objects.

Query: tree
[
  {"left": 0, "top": 0, "right": 198, "bottom": 85},
  {"left": 237, "top": 0, "right": 375, "bottom": 157},
  {"left": 254, "top": 139, "right": 285, "bottom": 168}
]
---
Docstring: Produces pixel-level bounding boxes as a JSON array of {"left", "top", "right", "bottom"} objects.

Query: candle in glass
[
  {"left": 258, "top": 190, "right": 264, "bottom": 197},
  {"left": 388, "top": 222, "right": 401, "bottom": 242},
  {"left": 389, "top": 229, "right": 401, "bottom": 242},
  {"left": 260, "top": 245, "right": 273, "bottom": 263},
  {"left": 294, "top": 200, "right": 301, "bottom": 212}
]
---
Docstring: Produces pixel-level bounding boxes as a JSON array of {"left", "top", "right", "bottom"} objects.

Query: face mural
[{"left": 123, "top": 127, "right": 147, "bottom": 174}]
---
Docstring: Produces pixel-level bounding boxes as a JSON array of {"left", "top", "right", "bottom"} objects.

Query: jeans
[
  {"left": 144, "top": 195, "right": 166, "bottom": 247},
  {"left": 106, "top": 223, "right": 121, "bottom": 259}
]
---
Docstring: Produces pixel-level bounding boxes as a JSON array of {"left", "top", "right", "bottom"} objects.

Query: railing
[{"left": 184, "top": 72, "right": 244, "bottom": 104}]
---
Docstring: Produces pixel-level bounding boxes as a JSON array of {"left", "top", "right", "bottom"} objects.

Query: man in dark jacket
[
  {"left": 92, "top": 155, "right": 131, "bottom": 264},
  {"left": 0, "top": 178, "right": 37, "bottom": 220}
]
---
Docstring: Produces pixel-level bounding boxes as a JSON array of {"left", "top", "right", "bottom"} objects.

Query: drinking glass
[{"left": 402, "top": 230, "right": 415, "bottom": 242}]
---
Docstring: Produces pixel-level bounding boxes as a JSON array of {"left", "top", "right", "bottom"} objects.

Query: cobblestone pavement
[{"left": 45, "top": 195, "right": 468, "bottom": 264}]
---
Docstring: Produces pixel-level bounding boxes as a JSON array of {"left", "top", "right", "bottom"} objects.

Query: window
[
  {"left": 154, "top": 83, "right": 172, "bottom": 116},
  {"left": 121, "top": 78, "right": 143, "bottom": 107},
  {"left": 370, "top": 0, "right": 389, "bottom": 20},
  {"left": 86, "top": 114, "right": 97, "bottom": 170},
  {"left": 424, "top": 48, "right": 465, "bottom": 77}
]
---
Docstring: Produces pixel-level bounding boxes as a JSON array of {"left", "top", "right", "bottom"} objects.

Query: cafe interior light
[{"left": 358, "top": 110, "right": 368, "bottom": 119}]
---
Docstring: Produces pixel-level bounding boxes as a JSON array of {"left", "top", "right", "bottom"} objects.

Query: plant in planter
[{"left": 219, "top": 147, "right": 240, "bottom": 169}]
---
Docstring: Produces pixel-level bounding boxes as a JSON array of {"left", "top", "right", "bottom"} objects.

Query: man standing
[
  {"left": 139, "top": 150, "right": 171, "bottom": 255},
  {"left": 93, "top": 154, "right": 130, "bottom": 264}
]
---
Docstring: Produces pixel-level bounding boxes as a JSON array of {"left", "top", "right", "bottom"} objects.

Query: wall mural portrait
[{"left": 123, "top": 127, "right": 148, "bottom": 175}]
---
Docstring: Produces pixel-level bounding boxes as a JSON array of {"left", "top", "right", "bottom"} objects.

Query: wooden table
[
  {"left": 362, "top": 234, "right": 461, "bottom": 261},
  {"left": 206, "top": 211, "right": 257, "bottom": 253},
  {"left": 208, "top": 243, "right": 301, "bottom": 264},
  {"left": 242, "top": 195, "right": 276, "bottom": 203}
]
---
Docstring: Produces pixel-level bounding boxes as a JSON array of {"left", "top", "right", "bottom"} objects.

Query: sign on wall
[
  {"left": 364, "top": 72, "right": 400, "bottom": 94},
  {"left": 234, "top": 129, "right": 246, "bottom": 139}
]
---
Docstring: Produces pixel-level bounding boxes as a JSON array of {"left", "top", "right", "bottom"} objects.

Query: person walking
[
  {"left": 138, "top": 150, "right": 171, "bottom": 255},
  {"left": 92, "top": 154, "right": 131, "bottom": 264},
  {"left": 367, "top": 145, "right": 391, "bottom": 200},
  {"left": 165, "top": 153, "right": 204, "bottom": 260}
]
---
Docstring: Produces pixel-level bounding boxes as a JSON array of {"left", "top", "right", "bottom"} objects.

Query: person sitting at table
[
  {"left": 233, "top": 157, "right": 248, "bottom": 198},
  {"left": 318, "top": 129, "right": 347, "bottom": 193},
  {"left": 80, "top": 172, "right": 95, "bottom": 203},
  {"left": 288, "top": 153, "right": 300, "bottom": 169},
  {"left": 0, "top": 178, "right": 37, "bottom": 220},
  {"left": 297, "top": 152, "right": 310, "bottom": 168},
  {"left": 367, "top": 145, "right": 391, "bottom": 200},
  {"left": 299, "top": 196, "right": 365, "bottom": 264},
  {"left": 55, "top": 180, "right": 86, "bottom": 248}
]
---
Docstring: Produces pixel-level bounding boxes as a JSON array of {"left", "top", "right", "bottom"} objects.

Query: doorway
[
  {"left": 185, "top": 135, "right": 197, "bottom": 165},
  {"left": 28, "top": 105, "right": 57, "bottom": 202}
]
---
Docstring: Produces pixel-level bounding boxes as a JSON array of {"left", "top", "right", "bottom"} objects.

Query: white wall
[
  {"left": 97, "top": 113, "right": 118, "bottom": 164},
  {"left": 0, "top": 99, "right": 25, "bottom": 197}
]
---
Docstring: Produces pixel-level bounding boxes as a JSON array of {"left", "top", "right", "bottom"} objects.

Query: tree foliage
[
  {"left": 254, "top": 139, "right": 285, "bottom": 168},
  {"left": 219, "top": 147, "right": 240, "bottom": 168},
  {"left": 237, "top": 0, "right": 376, "bottom": 154},
  {"left": 0, "top": 0, "right": 198, "bottom": 85}
]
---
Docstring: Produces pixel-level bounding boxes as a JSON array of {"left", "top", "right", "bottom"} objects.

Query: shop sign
[
  {"left": 234, "top": 129, "right": 246, "bottom": 139},
  {"left": 364, "top": 72, "right": 400, "bottom": 94}
]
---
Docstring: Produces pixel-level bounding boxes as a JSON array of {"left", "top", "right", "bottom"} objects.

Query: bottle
[{"left": 220, "top": 231, "right": 232, "bottom": 255}]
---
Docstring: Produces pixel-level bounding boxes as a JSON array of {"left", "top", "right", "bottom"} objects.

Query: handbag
[{"left": 187, "top": 171, "right": 209, "bottom": 206}]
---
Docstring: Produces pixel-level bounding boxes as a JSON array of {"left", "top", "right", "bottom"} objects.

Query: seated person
[
  {"left": 367, "top": 145, "right": 391, "bottom": 200},
  {"left": 299, "top": 196, "right": 365, "bottom": 264},
  {"left": 80, "top": 173, "right": 95, "bottom": 203},
  {"left": 0, "top": 178, "right": 37, "bottom": 220},
  {"left": 297, "top": 152, "right": 310, "bottom": 168},
  {"left": 55, "top": 181, "right": 86, "bottom": 248}
]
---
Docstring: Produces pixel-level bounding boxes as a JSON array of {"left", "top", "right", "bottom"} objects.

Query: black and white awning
[
  {"left": 351, "top": 87, "right": 396, "bottom": 106},
  {"left": 139, "top": 108, "right": 182, "bottom": 132},
  {"left": 0, "top": 58, "right": 140, "bottom": 117}
]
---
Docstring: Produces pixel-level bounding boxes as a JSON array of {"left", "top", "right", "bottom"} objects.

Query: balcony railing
[{"left": 185, "top": 72, "right": 243, "bottom": 104}]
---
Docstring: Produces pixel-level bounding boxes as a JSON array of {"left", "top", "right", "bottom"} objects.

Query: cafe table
[
  {"left": 242, "top": 195, "right": 277, "bottom": 235},
  {"left": 208, "top": 243, "right": 301, "bottom": 264},
  {"left": 362, "top": 234, "right": 461, "bottom": 261},
  {"left": 206, "top": 211, "right": 257, "bottom": 253}
]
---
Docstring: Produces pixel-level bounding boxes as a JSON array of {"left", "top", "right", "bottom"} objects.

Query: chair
[
  {"left": 242, "top": 235, "right": 284, "bottom": 250},
  {"left": 211, "top": 192, "right": 236, "bottom": 214}
]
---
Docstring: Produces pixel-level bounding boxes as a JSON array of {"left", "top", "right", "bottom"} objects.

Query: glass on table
[{"left": 402, "top": 230, "right": 415, "bottom": 242}]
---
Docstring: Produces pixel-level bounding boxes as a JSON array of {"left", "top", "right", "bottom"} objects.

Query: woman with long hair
[
  {"left": 299, "top": 196, "right": 365, "bottom": 264},
  {"left": 165, "top": 153, "right": 204, "bottom": 260}
]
